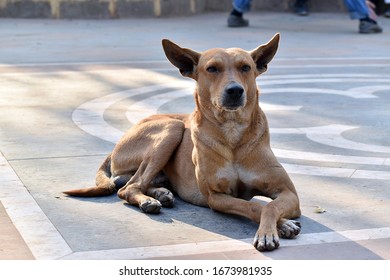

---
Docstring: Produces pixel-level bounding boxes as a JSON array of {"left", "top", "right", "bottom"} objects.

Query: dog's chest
[{"left": 215, "top": 163, "right": 259, "bottom": 198}]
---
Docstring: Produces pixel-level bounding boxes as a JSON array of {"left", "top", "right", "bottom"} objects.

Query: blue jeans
[
  {"left": 343, "top": 0, "right": 369, "bottom": 19},
  {"left": 232, "top": 0, "right": 252, "bottom": 13},
  {"left": 233, "top": 0, "right": 369, "bottom": 19}
]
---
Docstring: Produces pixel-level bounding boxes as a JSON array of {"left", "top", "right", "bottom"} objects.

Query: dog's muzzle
[{"left": 221, "top": 82, "right": 245, "bottom": 110}]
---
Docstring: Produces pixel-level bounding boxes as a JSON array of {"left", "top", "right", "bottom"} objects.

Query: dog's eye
[
  {"left": 241, "top": 65, "right": 251, "bottom": 73},
  {"left": 206, "top": 66, "right": 218, "bottom": 73}
]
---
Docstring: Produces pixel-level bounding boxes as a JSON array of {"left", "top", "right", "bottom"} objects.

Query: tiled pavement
[{"left": 0, "top": 12, "right": 389, "bottom": 261}]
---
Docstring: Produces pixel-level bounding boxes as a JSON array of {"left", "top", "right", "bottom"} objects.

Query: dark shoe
[
  {"left": 294, "top": 0, "right": 309, "bottom": 16},
  {"left": 359, "top": 20, "right": 383, "bottom": 33},
  {"left": 385, "top": 9, "right": 390, "bottom": 18},
  {"left": 227, "top": 14, "right": 249, "bottom": 27}
]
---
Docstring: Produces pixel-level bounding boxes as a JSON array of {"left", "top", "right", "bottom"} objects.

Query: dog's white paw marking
[{"left": 278, "top": 220, "right": 301, "bottom": 239}]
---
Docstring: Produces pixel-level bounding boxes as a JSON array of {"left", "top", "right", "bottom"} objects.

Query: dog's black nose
[
  {"left": 222, "top": 83, "right": 245, "bottom": 110},
  {"left": 226, "top": 83, "right": 244, "bottom": 98}
]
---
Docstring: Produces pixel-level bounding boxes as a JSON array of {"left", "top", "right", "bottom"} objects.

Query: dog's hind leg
[
  {"left": 117, "top": 161, "right": 175, "bottom": 213},
  {"left": 116, "top": 118, "right": 185, "bottom": 213}
]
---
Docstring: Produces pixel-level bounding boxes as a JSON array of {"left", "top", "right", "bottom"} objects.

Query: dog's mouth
[
  {"left": 213, "top": 101, "right": 243, "bottom": 113},
  {"left": 222, "top": 104, "right": 243, "bottom": 111},
  {"left": 213, "top": 97, "right": 245, "bottom": 112}
]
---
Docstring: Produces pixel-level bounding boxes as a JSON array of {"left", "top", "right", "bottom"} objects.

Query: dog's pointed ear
[
  {"left": 250, "top": 33, "right": 280, "bottom": 75},
  {"left": 162, "top": 39, "right": 200, "bottom": 79}
]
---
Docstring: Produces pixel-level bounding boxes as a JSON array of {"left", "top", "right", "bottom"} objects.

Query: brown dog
[{"left": 64, "top": 34, "right": 301, "bottom": 251}]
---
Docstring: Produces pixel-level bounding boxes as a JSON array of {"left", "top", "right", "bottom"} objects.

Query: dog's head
[{"left": 162, "top": 34, "right": 279, "bottom": 115}]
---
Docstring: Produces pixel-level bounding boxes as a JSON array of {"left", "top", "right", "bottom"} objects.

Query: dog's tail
[{"left": 63, "top": 154, "right": 127, "bottom": 197}]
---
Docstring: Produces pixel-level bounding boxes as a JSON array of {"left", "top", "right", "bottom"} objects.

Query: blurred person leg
[
  {"left": 385, "top": 0, "right": 390, "bottom": 17},
  {"left": 294, "top": 0, "right": 309, "bottom": 16},
  {"left": 344, "top": 0, "right": 383, "bottom": 33},
  {"left": 228, "top": 0, "right": 252, "bottom": 27}
]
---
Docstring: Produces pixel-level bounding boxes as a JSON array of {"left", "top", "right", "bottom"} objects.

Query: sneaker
[
  {"left": 359, "top": 20, "right": 383, "bottom": 33},
  {"left": 227, "top": 14, "right": 249, "bottom": 27},
  {"left": 294, "top": 0, "right": 309, "bottom": 16}
]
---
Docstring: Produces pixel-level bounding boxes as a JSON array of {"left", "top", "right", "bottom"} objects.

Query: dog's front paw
[
  {"left": 278, "top": 219, "right": 301, "bottom": 239},
  {"left": 253, "top": 231, "right": 280, "bottom": 252},
  {"left": 139, "top": 198, "right": 162, "bottom": 214}
]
